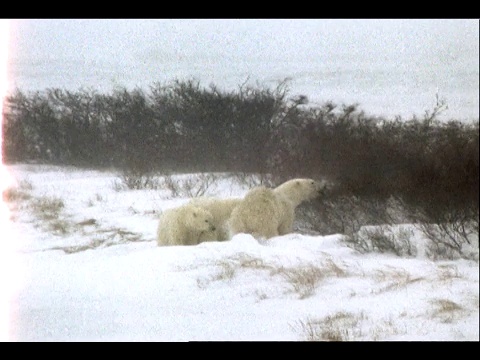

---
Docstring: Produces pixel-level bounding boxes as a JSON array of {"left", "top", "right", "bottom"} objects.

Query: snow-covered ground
[{"left": 1, "top": 164, "right": 479, "bottom": 341}]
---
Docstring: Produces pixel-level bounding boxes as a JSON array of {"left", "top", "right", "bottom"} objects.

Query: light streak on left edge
[{"left": 0, "top": 19, "right": 14, "bottom": 342}]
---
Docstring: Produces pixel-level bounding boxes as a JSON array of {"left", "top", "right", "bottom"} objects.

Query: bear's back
[{"left": 189, "top": 197, "right": 241, "bottom": 222}]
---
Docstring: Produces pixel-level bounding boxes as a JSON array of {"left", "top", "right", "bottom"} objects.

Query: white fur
[
  {"left": 156, "top": 205, "right": 216, "bottom": 246},
  {"left": 228, "top": 178, "right": 326, "bottom": 239},
  {"left": 189, "top": 197, "right": 242, "bottom": 241}
]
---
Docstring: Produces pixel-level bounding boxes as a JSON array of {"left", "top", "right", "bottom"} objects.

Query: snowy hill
[{"left": 2, "top": 164, "right": 478, "bottom": 341}]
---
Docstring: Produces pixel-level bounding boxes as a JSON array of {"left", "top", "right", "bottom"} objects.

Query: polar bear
[
  {"left": 227, "top": 178, "right": 327, "bottom": 239},
  {"left": 189, "top": 197, "right": 242, "bottom": 241},
  {"left": 156, "top": 204, "right": 217, "bottom": 246}
]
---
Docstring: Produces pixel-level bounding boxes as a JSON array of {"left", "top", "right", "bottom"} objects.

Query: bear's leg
[
  {"left": 157, "top": 226, "right": 174, "bottom": 246},
  {"left": 217, "top": 227, "right": 231, "bottom": 241},
  {"left": 198, "top": 228, "right": 219, "bottom": 243},
  {"left": 277, "top": 207, "right": 295, "bottom": 235},
  {"left": 278, "top": 219, "right": 294, "bottom": 235},
  {"left": 253, "top": 221, "right": 279, "bottom": 240}
]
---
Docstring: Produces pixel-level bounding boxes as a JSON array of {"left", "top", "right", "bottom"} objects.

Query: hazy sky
[
  {"left": 9, "top": 19, "right": 479, "bottom": 66},
  {"left": 6, "top": 19, "right": 480, "bottom": 120}
]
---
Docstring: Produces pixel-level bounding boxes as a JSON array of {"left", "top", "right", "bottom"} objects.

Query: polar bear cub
[
  {"left": 188, "top": 197, "right": 242, "bottom": 241},
  {"left": 228, "top": 178, "right": 327, "bottom": 240},
  {"left": 156, "top": 204, "right": 217, "bottom": 246}
]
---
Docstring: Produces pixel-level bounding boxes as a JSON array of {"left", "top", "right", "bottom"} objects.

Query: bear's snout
[
  {"left": 315, "top": 181, "right": 328, "bottom": 197},
  {"left": 317, "top": 186, "right": 327, "bottom": 195}
]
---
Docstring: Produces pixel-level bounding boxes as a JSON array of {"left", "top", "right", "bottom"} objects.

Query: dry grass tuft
[
  {"left": 3, "top": 180, "right": 34, "bottom": 203},
  {"left": 195, "top": 255, "right": 349, "bottom": 297},
  {"left": 292, "top": 312, "right": 365, "bottom": 341},
  {"left": 435, "top": 264, "right": 463, "bottom": 282},
  {"left": 323, "top": 258, "right": 349, "bottom": 277},
  {"left": 279, "top": 265, "right": 324, "bottom": 299},
  {"left": 196, "top": 253, "right": 273, "bottom": 289},
  {"left": 429, "top": 298, "right": 466, "bottom": 323},
  {"left": 372, "top": 266, "right": 425, "bottom": 294},
  {"left": 3, "top": 187, "right": 32, "bottom": 203},
  {"left": 30, "top": 195, "right": 65, "bottom": 221},
  {"left": 197, "top": 261, "right": 236, "bottom": 289},
  {"left": 277, "top": 259, "right": 349, "bottom": 299},
  {"left": 50, "top": 227, "right": 147, "bottom": 254},
  {"left": 48, "top": 219, "right": 72, "bottom": 235},
  {"left": 292, "top": 312, "right": 408, "bottom": 341},
  {"left": 229, "top": 253, "right": 273, "bottom": 271},
  {"left": 25, "top": 194, "right": 75, "bottom": 236}
]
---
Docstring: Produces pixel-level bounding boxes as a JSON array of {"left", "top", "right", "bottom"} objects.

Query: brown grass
[
  {"left": 3, "top": 180, "right": 34, "bottom": 203},
  {"left": 278, "top": 265, "right": 324, "bottom": 299},
  {"left": 435, "top": 264, "right": 463, "bottom": 282},
  {"left": 292, "top": 312, "right": 365, "bottom": 341},
  {"left": 372, "top": 266, "right": 425, "bottom": 294},
  {"left": 277, "top": 259, "right": 349, "bottom": 299},
  {"left": 196, "top": 253, "right": 273, "bottom": 289},
  {"left": 50, "top": 227, "right": 147, "bottom": 254},
  {"left": 429, "top": 298, "right": 466, "bottom": 323},
  {"left": 30, "top": 195, "right": 65, "bottom": 221}
]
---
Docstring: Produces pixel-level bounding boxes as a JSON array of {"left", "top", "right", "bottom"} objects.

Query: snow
[{"left": 2, "top": 164, "right": 479, "bottom": 341}]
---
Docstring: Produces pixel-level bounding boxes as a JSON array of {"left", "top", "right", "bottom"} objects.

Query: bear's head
[
  {"left": 309, "top": 179, "right": 328, "bottom": 197},
  {"left": 287, "top": 178, "right": 328, "bottom": 203},
  {"left": 187, "top": 206, "right": 216, "bottom": 232}
]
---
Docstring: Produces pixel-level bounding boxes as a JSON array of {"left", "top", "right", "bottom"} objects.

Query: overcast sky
[
  {"left": 6, "top": 19, "right": 479, "bottom": 120},
  {"left": 9, "top": 19, "right": 478, "bottom": 64}
]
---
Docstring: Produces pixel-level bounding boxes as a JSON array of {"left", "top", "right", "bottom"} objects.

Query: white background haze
[{"left": 7, "top": 19, "right": 480, "bottom": 121}]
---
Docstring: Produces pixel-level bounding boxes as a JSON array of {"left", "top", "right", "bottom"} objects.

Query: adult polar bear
[
  {"left": 156, "top": 204, "right": 217, "bottom": 246},
  {"left": 228, "top": 178, "right": 327, "bottom": 239}
]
